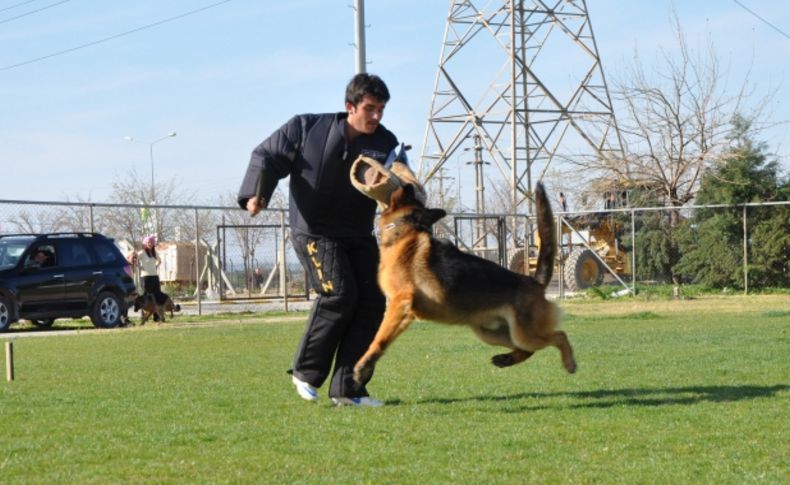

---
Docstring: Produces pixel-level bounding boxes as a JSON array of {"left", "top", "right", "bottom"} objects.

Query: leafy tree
[
  {"left": 749, "top": 204, "right": 790, "bottom": 287},
  {"left": 632, "top": 210, "right": 675, "bottom": 283},
  {"left": 676, "top": 116, "right": 788, "bottom": 288}
]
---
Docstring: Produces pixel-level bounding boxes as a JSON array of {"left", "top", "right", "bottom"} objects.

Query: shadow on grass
[{"left": 389, "top": 384, "right": 789, "bottom": 411}]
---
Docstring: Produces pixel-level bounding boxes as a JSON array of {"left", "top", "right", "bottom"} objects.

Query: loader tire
[{"left": 564, "top": 248, "right": 603, "bottom": 291}]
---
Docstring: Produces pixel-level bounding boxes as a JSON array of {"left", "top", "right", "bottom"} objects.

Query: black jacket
[{"left": 238, "top": 112, "right": 398, "bottom": 237}]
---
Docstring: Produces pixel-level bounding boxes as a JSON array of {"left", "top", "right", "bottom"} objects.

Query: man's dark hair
[{"left": 345, "top": 73, "right": 390, "bottom": 106}]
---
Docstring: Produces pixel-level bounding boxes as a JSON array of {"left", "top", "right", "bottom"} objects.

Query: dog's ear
[
  {"left": 408, "top": 207, "right": 447, "bottom": 228},
  {"left": 404, "top": 183, "right": 428, "bottom": 207},
  {"left": 396, "top": 183, "right": 421, "bottom": 204},
  {"left": 424, "top": 208, "right": 447, "bottom": 225}
]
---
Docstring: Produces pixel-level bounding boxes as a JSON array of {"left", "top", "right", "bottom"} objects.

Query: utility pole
[
  {"left": 433, "top": 167, "right": 454, "bottom": 209},
  {"left": 467, "top": 134, "right": 488, "bottom": 217},
  {"left": 467, "top": 134, "right": 489, "bottom": 249},
  {"left": 353, "top": 0, "right": 366, "bottom": 73}
]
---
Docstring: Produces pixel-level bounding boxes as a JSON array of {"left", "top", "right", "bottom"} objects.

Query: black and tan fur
[
  {"left": 133, "top": 294, "right": 181, "bottom": 325},
  {"left": 353, "top": 182, "right": 576, "bottom": 385}
]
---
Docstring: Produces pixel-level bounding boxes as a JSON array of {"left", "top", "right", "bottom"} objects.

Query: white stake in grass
[{"left": 5, "top": 340, "right": 13, "bottom": 382}]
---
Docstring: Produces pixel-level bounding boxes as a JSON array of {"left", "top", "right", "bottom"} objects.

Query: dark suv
[{"left": 0, "top": 233, "right": 137, "bottom": 331}]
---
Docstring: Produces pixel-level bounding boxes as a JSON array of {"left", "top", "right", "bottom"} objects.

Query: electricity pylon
[{"left": 418, "top": 0, "right": 624, "bottom": 214}]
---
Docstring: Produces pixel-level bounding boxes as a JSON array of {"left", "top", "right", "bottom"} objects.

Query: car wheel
[
  {"left": 91, "top": 292, "right": 122, "bottom": 328},
  {"left": 0, "top": 295, "right": 12, "bottom": 331},
  {"left": 31, "top": 319, "right": 55, "bottom": 329}
]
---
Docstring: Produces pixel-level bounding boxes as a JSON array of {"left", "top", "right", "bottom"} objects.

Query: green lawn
[{"left": 1, "top": 295, "right": 788, "bottom": 483}]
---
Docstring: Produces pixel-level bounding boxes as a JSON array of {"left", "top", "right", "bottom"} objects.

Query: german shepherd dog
[
  {"left": 133, "top": 294, "right": 181, "bottom": 325},
  {"left": 353, "top": 182, "right": 576, "bottom": 386}
]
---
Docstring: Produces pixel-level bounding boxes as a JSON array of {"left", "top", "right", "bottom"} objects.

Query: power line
[
  {"left": 0, "top": 0, "right": 69, "bottom": 26},
  {"left": 0, "top": 0, "right": 235, "bottom": 72},
  {"left": 732, "top": 0, "right": 790, "bottom": 41},
  {"left": 0, "top": 0, "right": 40, "bottom": 14}
]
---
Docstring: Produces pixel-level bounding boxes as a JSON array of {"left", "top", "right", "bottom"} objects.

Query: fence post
[
  {"left": 220, "top": 215, "right": 226, "bottom": 300},
  {"left": 743, "top": 205, "right": 748, "bottom": 295},
  {"left": 556, "top": 214, "right": 564, "bottom": 299},
  {"left": 631, "top": 209, "right": 636, "bottom": 296},
  {"left": 89, "top": 204, "right": 95, "bottom": 233},
  {"left": 195, "top": 208, "right": 202, "bottom": 315},
  {"left": 279, "top": 210, "right": 288, "bottom": 311}
]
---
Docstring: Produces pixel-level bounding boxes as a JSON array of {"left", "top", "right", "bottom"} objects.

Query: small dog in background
[
  {"left": 133, "top": 294, "right": 163, "bottom": 325},
  {"left": 353, "top": 182, "right": 576, "bottom": 386},
  {"left": 133, "top": 294, "right": 181, "bottom": 325}
]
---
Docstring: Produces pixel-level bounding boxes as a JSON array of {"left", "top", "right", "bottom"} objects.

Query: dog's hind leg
[
  {"left": 471, "top": 324, "right": 535, "bottom": 368},
  {"left": 511, "top": 331, "right": 576, "bottom": 373},
  {"left": 491, "top": 349, "right": 534, "bottom": 368},
  {"left": 508, "top": 300, "right": 577, "bottom": 373},
  {"left": 353, "top": 293, "right": 415, "bottom": 385}
]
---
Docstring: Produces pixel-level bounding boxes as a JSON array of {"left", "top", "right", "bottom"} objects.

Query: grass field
[{"left": 1, "top": 295, "right": 788, "bottom": 483}]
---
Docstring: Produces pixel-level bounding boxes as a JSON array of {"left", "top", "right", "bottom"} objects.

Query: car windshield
[{"left": 0, "top": 237, "right": 36, "bottom": 270}]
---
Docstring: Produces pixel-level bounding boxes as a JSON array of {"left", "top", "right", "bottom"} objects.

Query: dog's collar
[
  {"left": 376, "top": 217, "right": 434, "bottom": 247},
  {"left": 376, "top": 219, "right": 410, "bottom": 246},
  {"left": 373, "top": 220, "right": 403, "bottom": 236}
]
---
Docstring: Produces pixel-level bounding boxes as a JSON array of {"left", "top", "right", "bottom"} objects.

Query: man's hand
[{"left": 246, "top": 196, "right": 267, "bottom": 216}]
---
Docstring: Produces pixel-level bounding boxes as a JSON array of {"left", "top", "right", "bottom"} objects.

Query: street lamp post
[
  {"left": 148, "top": 132, "right": 177, "bottom": 207},
  {"left": 124, "top": 131, "right": 177, "bottom": 237}
]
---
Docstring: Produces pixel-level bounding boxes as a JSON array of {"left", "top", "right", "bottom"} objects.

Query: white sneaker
[
  {"left": 292, "top": 375, "right": 319, "bottom": 402},
  {"left": 331, "top": 396, "right": 383, "bottom": 407}
]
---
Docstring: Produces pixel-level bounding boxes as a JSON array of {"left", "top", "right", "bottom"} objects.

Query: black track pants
[{"left": 290, "top": 232, "right": 385, "bottom": 398}]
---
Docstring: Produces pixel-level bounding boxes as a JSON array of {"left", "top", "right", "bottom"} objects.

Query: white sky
[{"left": 1, "top": 0, "right": 788, "bottom": 205}]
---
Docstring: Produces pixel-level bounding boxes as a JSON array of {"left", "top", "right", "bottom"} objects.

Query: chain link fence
[
  {"left": 445, "top": 200, "right": 789, "bottom": 296},
  {"left": 0, "top": 200, "right": 309, "bottom": 313},
  {"left": 1, "top": 198, "right": 787, "bottom": 309}
]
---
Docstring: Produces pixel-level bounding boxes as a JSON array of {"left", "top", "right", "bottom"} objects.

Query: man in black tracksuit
[{"left": 237, "top": 73, "right": 400, "bottom": 407}]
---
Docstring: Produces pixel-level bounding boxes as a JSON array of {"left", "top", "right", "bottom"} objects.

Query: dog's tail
[{"left": 533, "top": 182, "right": 556, "bottom": 288}]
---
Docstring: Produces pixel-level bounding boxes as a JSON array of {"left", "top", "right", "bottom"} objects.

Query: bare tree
[
  {"left": 424, "top": 167, "right": 460, "bottom": 212},
  {"left": 605, "top": 14, "right": 778, "bottom": 204},
  {"left": 219, "top": 189, "right": 288, "bottom": 291},
  {"left": 100, "top": 169, "right": 198, "bottom": 245},
  {"left": 8, "top": 208, "right": 68, "bottom": 233},
  {"left": 484, "top": 178, "right": 526, "bottom": 248},
  {"left": 572, "top": 14, "right": 774, "bottom": 287}
]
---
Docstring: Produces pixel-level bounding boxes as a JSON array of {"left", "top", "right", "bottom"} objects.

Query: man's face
[{"left": 346, "top": 95, "right": 386, "bottom": 136}]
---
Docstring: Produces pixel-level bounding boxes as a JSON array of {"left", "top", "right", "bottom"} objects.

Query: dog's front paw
[{"left": 353, "top": 361, "right": 375, "bottom": 387}]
